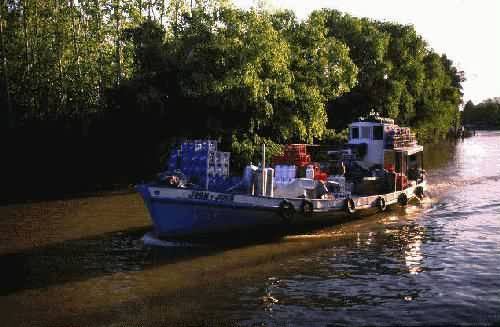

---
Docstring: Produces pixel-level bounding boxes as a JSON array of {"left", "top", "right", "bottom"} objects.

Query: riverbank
[{"left": 1, "top": 116, "right": 162, "bottom": 205}]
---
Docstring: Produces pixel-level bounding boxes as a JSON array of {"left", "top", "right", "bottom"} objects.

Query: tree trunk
[
  {"left": 70, "top": 0, "right": 82, "bottom": 113},
  {"left": 92, "top": 0, "right": 105, "bottom": 102},
  {"left": 173, "top": 0, "right": 179, "bottom": 38},
  {"left": 0, "top": 4, "right": 14, "bottom": 128},
  {"left": 54, "top": 0, "right": 66, "bottom": 113},
  {"left": 160, "top": 0, "right": 165, "bottom": 26},
  {"left": 114, "top": 0, "right": 121, "bottom": 86}
]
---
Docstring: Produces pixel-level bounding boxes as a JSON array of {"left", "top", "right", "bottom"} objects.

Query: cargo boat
[{"left": 136, "top": 114, "right": 427, "bottom": 238}]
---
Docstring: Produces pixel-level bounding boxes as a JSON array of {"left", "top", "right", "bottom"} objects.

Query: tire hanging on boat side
[
  {"left": 414, "top": 186, "right": 424, "bottom": 200},
  {"left": 300, "top": 199, "right": 314, "bottom": 217},
  {"left": 344, "top": 198, "right": 356, "bottom": 215},
  {"left": 279, "top": 200, "right": 295, "bottom": 224},
  {"left": 377, "top": 196, "right": 387, "bottom": 212},
  {"left": 398, "top": 192, "right": 408, "bottom": 206}
]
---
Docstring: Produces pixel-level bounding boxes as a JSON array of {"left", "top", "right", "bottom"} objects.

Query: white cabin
[
  {"left": 348, "top": 118, "right": 424, "bottom": 180},
  {"left": 348, "top": 121, "right": 392, "bottom": 165}
]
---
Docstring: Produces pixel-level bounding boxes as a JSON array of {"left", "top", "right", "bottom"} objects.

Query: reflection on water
[
  {"left": 1, "top": 132, "right": 500, "bottom": 326},
  {"left": 404, "top": 228, "right": 423, "bottom": 275}
]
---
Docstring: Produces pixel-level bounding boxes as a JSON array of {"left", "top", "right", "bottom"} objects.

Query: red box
[
  {"left": 284, "top": 144, "right": 307, "bottom": 155},
  {"left": 314, "top": 172, "right": 328, "bottom": 181},
  {"left": 396, "top": 173, "right": 408, "bottom": 190}
]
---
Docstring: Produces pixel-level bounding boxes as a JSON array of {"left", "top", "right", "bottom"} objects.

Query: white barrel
[
  {"left": 287, "top": 165, "right": 297, "bottom": 183},
  {"left": 306, "top": 165, "right": 315, "bottom": 179},
  {"left": 256, "top": 168, "right": 266, "bottom": 196},
  {"left": 275, "top": 165, "right": 283, "bottom": 184},
  {"left": 265, "top": 168, "right": 274, "bottom": 197},
  {"left": 244, "top": 165, "right": 258, "bottom": 195},
  {"left": 244, "top": 165, "right": 258, "bottom": 183}
]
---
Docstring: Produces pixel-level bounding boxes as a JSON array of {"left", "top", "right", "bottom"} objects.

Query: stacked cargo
[
  {"left": 271, "top": 144, "right": 311, "bottom": 167},
  {"left": 167, "top": 140, "right": 230, "bottom": 188},
  {"left": 272, "top": 144, "right": 309, "bottom": 184},
  {"left": 166, "top": 149, "right": 180, "bottom": 172},
  {"left": 214, "top": 151, "right": 230, "bottom": 177},
  {"left": 272, "top": 144, "right": 330, "bottom": 183},
  {"left": 208, "top": 151, "right": 231, "bottom": 190},
  {"left": 306, "top": 162, "right": 328, "bottom": 182},
  {"left": 385, "top": 126, "right": 417, "bottom": 149},
  {"left": 274, "top": 165, "right": 297, "bottom": 184}
]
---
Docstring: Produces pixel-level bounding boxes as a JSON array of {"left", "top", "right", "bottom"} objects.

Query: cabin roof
[
  {"left": 349, "top": 121, "right": 391, "bottom": 126},
  {"left": 393, "top": 145, "right": 424, "bottom": 155}
]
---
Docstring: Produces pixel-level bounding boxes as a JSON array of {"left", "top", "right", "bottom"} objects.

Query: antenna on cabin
[
  {"left": 369, "top": 109, "right": 380, "bottom": 118},
  {"left": 359, "top": 109, "right": 380, "bottom": 121},
  {"left": 261, "top": 143, "right": 266, "bottom": 196}
]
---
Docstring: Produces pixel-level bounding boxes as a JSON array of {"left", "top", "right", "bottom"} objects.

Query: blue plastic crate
[{"left": 181, "top": 143, "right": 195, "bottom": 153}]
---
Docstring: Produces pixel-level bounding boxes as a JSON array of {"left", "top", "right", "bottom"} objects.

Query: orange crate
[
  {"left": 314, "top": 172, "right": 328, "bottom": 181},
  {"left": 284, "top": 144, "right": 307, "bottom": 155},
  {"left": 271, "top": 155, "right": 286, "bottom": 165},
  {"left": 295, "top": 155, "right": 311, "bottom": 167}
]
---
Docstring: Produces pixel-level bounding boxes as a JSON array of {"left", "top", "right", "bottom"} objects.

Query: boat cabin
[
  {"left": 348, "top": 117, "right": 424, "bottom": 192},
  {"left": 348, "top": 120, "right": 390, "bottom": 164}
]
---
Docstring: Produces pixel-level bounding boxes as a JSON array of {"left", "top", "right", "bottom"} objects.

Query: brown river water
[{"left": 1, "top": 131, "right": 499, "bottom": 326}]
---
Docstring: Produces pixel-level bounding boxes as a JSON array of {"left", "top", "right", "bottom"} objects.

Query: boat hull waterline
[{"left": 136, "top": 181, "right": 426, "bottom": 238}]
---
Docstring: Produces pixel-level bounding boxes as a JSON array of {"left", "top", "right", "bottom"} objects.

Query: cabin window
[
  {"left": 351, "top": 127, "right": 359, "bottom": 139},
  {"left": 361, "top": 126, "right": 371, "bottom": 139},
  {"left": 373, "top": 126, "right": 383, "bottom": 140},
  {"left": 409, "top": 154, "right": 417, "bottom": 167},
  {"left": 395, "top": 151, "right": 402, "bottom": 173}
]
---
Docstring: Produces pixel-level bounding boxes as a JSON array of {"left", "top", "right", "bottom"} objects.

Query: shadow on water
[
  {"left": 0, "top": 226, "right": 216, "bottom": 296},
  {"left": 0, "top": 202, "right": 415, "bottom": 297}
]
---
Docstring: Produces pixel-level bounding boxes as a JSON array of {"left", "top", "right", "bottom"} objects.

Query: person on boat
[
  {"left": 315, "top": 181, "right": 330, "bottom": 199},
  {"left": 330, "top": 160, "right": 346, "bottom": 176},
  {"left": 385, "top": 164, "right": 397, "bottom": 192}
]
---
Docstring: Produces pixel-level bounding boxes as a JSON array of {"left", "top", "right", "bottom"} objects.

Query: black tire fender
[
  {"left": 398, "top": 192, "right": 408, "bottom": 206},
  {"left": 377, "top": 196, "right": 387, "bottom": 212},
  {"left": 414, "top": 186, "right": 424, "bottom": 200},
  {"left": 300, "top": 199, "right": 314, "bottom": 217},
  {"left": 279, "top": 200, "right": 295, "bottom": 224},
  {"left": 344, "top": 198, "right": 356, "bottom": 215}
]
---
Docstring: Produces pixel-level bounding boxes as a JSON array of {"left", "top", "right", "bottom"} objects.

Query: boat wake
[
  {"left": 284, "top": 231, "right": 346, "bottom": 241},
  {"left": 141, "top": 231, "right": 205, "bottom": 248},
  {"left": 427, "top": 174, "right": 500, "bottom": 195}
]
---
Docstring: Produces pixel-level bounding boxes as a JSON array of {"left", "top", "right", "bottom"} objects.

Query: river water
[{"left": 1, "top": 132, "right": 499, "bottom": 326}]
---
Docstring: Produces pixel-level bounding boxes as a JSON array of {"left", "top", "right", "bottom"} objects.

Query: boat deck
[{"left": 143, "top": 180, "right": 426, "bottom": 213}]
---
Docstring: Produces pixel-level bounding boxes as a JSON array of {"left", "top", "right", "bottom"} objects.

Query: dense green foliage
[
  {"left": 0, "top": 1, "right": 466, "bottom": 200},
  {"left": 463, "top": 99, "right": 500, "bottom": 128},
  {"left": 1, "top": 2, "right": 464, "bottom": 140},
  {"left": 316, "top": 10, "right": 464, "bottom": 140}
]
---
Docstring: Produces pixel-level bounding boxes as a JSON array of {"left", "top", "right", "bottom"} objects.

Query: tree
[
  {"left": 0, "top": 1, "right": 13, "bottom": 128},
  {"left": 463, "top": 99, "right": 500, "bottom": 128},
  {"left": 275, "top": 10, "right": 358, "bottom": 141}
]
